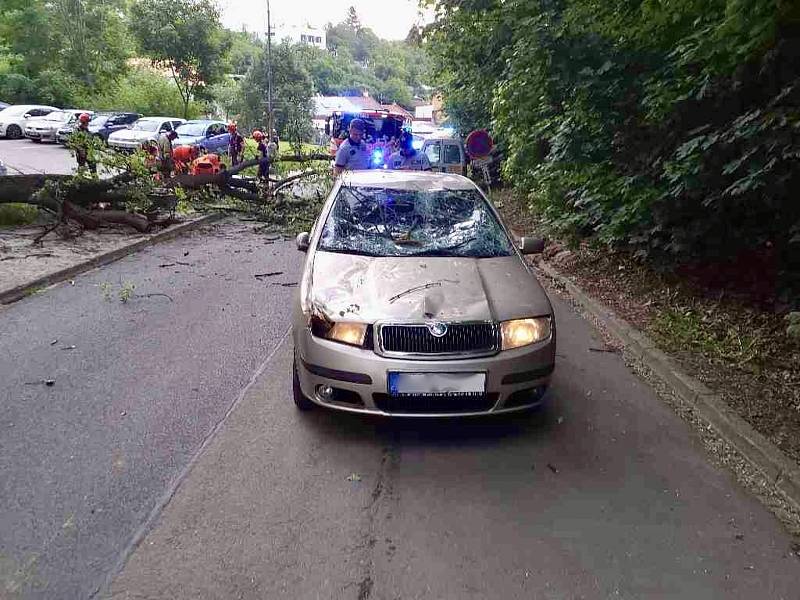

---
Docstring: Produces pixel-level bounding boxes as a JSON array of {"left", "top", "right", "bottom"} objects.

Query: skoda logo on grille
[{"left": 427, "top": 322, "right": 448, "bottom": 338}]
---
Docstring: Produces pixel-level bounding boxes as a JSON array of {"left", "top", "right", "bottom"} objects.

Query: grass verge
[
  {"left": 0, "top": 204, "right": 40, "bottom": 228},
  {"left": 494, "top": 188, "right": 800, "bottom": 467}
]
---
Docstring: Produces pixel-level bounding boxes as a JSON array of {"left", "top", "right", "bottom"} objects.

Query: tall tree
[
  {"left": 129, "top": 0, "right": 228, "bottom": 118},
  {"left": 51, "top": 0, "right": 131, "bottom": 87},
  {"left": 240, "top": 43, "right": 313, "bottom": 150}
]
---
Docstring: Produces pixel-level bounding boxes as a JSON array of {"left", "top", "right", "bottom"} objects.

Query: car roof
[
  {"left": 339, "top": 170, "right": 478, "bottom": 191},
  {"left": 2, "top": 104, "right": 57, "bottom": 111},
  {"left": 180, "top": 119, "right": 222, "bottom": 125},
  {"left": 137, "top": 116, "right": 184, "bottom": 121}
]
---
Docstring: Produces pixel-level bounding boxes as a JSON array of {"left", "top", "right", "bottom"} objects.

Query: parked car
[
  {"left": 107, "top": 117, "right": 185, "bottom": 151},
  {"left": 0, "top": 105, "right": 60, "bottom": 139},
  {"left": 291, "top": 170, "right": 555, "bottom": 416},
  {"left": 58, "top": 111, "right": 142, "bottom": 145},
  {"left": 174, "top": 120, "right": 230, "bottom": 153},
  {"left": 24, "top": 109, "right": 94, "bottom": 143},
  {"left": 422, "top": 133, "right": 468, "bottom": 176}
]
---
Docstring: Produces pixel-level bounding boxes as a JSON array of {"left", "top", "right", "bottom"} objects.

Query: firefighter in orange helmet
[
  {"left": 71, "top": 113, "right": 96, "bottom": 174},
  {"left": 227, "top": 122, "right": 244, "bottom": 166}
]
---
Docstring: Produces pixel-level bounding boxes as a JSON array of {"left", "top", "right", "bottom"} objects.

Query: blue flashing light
[{"left": 371, "top": 149, "right": 384, "bottom": 166}]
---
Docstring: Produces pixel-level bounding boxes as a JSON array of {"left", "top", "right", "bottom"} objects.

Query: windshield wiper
[{"left": 318, "top": 246, "right": 381, "bottom": 257}]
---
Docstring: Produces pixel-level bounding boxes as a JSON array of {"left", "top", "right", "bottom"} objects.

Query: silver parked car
[
  {"left": 24, "top": 109, "right": 93, "bottom": 143},
  {"left": 107, "top": 117, "right": 185, "bottom": 151},
  {"left": 0, "top": 105, "right": 60, "bottom": 139},
  {"left": 291, "top": 170, "right": 556, "bottom": 417}
]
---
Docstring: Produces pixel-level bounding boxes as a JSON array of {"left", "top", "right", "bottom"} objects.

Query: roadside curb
[
  {"left": 0, "top": 212, "right": 224, "bottom": 305},
  {"left": 538, "top": 260, "right": 800, "bottom": 513}
]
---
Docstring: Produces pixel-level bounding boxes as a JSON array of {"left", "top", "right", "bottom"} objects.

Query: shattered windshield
[{"left": 318, "top": 186, "right": 514, "bottom": 258}]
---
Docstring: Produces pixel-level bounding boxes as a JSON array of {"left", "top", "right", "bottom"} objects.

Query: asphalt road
[
  {"left": 2, "top": 224, "right": 798, "bottom": 599},
  {"left": 0, "top": 223, "right": 301, "bottom": 598},
  {"left": 0, "top": 138, "right": 76, "bottom": 175}
]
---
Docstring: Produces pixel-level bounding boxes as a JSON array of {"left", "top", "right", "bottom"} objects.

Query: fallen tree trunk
[{"left": 0, "top": 153, "right": 331, "bottom": 235}]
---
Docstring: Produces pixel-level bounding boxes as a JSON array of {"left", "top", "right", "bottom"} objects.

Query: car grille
[
  {"left": 373, "top": 393, "right": 498, "bottom": 414},
  {"left": 379, "top": 322, "right": 499, "bottom": 357}
]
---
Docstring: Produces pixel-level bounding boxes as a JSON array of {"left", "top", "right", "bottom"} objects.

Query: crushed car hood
[{"left": 307, "top": 251, "right": 552, "bottom": 323}]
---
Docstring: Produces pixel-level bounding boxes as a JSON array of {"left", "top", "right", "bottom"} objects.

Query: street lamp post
[{"left": 266, "top": 0, "right": 274, "bottom": 136}]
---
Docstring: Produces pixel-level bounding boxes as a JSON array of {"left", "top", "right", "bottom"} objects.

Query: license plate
[{"left": 388, "top": 372, "right": 486, "bottom": 397}]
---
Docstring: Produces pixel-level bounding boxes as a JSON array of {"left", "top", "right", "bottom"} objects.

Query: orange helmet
[
  {"left": 78, "top": 113, "right": 91, "bottom": 124},
  {"left": 227, "top": 121, "right": 237, "bottom": 133},
  {"left": 252, "top": 129, "right": 265, "bottom": 141}
]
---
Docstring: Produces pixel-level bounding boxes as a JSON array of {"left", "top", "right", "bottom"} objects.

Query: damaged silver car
[{"left": 292, "top": 171, "right": 556, "bottom": 416}]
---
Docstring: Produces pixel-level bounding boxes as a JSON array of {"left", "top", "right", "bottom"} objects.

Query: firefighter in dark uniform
[
  {"left": 253, "top": 129, "right": 279, "bottom": 179},
  {"left": 228, "top": 122, "right": 244, "bottom": 166},
  {"left": 71, "top": 113, "right": 97, "bottom": 174}
]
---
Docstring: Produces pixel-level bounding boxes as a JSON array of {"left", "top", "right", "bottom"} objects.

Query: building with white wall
[{"left": 274, "top": 23, "right": 326, "bottom": 49}]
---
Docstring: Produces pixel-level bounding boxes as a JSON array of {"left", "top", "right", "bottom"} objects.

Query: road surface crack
[{"left": 352, "top": 444, "right": 398, "bottom": 599}]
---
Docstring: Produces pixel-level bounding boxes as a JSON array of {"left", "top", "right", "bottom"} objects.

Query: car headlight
[
  {"left": 310, "top": 315, "right": 368, "bottom": 347},
  {"left": 501, "top": 317, "right": 551, "bottom": 350}
]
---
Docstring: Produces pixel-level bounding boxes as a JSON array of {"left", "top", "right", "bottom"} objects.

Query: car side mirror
[
  {"left": 23, "top": 113, "right": 31, "bottom": 119},
  {"left": 296, "top": 232, "right": 310, "bottom": 252},
  {"left": 519, "top": 237, "right": 545, "bottom": 255}
]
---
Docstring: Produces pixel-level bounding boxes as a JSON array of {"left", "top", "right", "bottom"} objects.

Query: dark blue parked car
[
  {"left": 174, "top": 120, "right": 230, "bottom": 154},
  {"left": 58, "top": 112, "right": 141, "bottom": 144}
]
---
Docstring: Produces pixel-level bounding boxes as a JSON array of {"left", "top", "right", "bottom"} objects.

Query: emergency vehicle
[{"left": 325, "top": 109, "right": 411, "bottom": 168}]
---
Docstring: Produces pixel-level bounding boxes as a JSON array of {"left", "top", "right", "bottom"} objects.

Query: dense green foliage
[
  {"left": 0, "top": 0, "right": 226, "bottom": 113},
  {"left": 1, "top": 3, "right": 431, "bottom": 144},
  {"left": 314, "top": 9, "right": 431, "bottom": 103},
  {"left": 427, "top": 0, "right": 800, "bottom": 303},
  {"left": 0, "top": 0, "right": 132, "bottom": 106},
  {"left": 129, "top": 0, "right": 226, "bottom": 118},
  {"left": 239, "top": 42, "right": 315, "bottom": 151}
]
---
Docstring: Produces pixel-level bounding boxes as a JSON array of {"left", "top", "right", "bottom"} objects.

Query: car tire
[
  {"left": 6, "top": 125, "right": 22, "bottom": 139},
  {"left": 31, "top": 138, "right": 41, "bottom": 143},
  {"left": 292, "top": 356, "right": 315, "bottom": 411}
]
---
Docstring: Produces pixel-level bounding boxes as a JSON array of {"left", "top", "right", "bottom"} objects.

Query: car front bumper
[
  {"left": 294, "top": 325, "right": 556, "bottom": 417},
  {"left": 25, "top": 128, "right": 58, "bottom": 141},
  {"left": 108, "top": 138, "right": 147, "bottom": 150}
]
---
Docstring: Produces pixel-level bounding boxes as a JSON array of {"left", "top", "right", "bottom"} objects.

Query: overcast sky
[{"left": 219, "top": 0, "right": 432, "bottom": 41}]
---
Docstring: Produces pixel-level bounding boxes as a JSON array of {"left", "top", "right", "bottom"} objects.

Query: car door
[
  {"left": 442, "top": 141, "right": 465, "bottom": 175},
  {"left": 207, "top": 123, "right": 229, "bottom": 152},
  {"left": 423, "top": 141, "right": 443, "bottom": 172}
]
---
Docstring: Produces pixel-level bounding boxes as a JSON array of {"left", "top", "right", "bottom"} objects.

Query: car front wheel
[
  {"left": 6, "top": 125, "right": 22, "bottom": 139},
  {"left": 292, "top": 356, "right": 315, "bottom": 411}
]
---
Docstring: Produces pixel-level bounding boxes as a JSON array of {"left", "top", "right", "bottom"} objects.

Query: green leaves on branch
[{"left": 426, "top": 0, "right": 800, "bottom": 301}]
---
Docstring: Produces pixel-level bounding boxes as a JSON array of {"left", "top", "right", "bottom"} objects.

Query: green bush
[
  {"left": 80, "top": 68, "right": 204, "bottom": 118},
  {"left": 427, "top": 0, "right": 800, "bottom": 302},
  {"left": 0, "top": 204, "right": 40, "bottom": 228}
]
